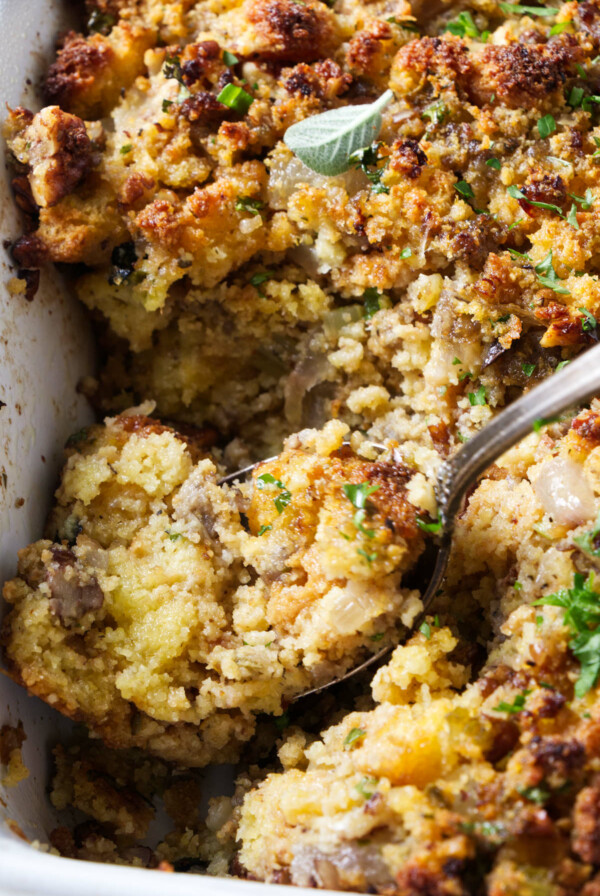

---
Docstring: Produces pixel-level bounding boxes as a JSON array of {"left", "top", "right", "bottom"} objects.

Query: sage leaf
[{"left": 284, "top": 90, "right": 394, "bottom": 176}]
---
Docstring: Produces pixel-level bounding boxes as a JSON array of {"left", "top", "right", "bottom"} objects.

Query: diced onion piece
[{"left": 533, "top": 457, "right": 595, "bottom": 527}]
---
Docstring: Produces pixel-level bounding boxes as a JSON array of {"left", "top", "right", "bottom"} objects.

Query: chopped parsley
[
  {"left": 555, "top": 360, "right": 570, "bottom": 373},
  {"left": 217, "top": 83, "right": 254, "bottom": 114},
  {"left": 518, "top": 784, "right": 550, "bottom": 805},
  {"left": 422, "top": 100, "right": 448, "bottom": 126},
  {"left": 579, "top": 307, "right": 597, "bottom": 331},
  {"left": 343, "top": 482, "right": 381, "bottom": 538},
  {"left": 550, "top": 21, "right": 573, "bottom": 34},
  {"left": 419, "top": 621, "right": 432, "bottom": 639},
  {"left": 417, "top": 516, "right": 443, "bottom": 534},
  {"left": 535, "top": 573, "right": 600, "bottom": 697},
  {"left": 87, "top": 9, "right": 116, "bottom": 34},
  {"left": 535, "top": 250, "right": 570, "bottom": 294},
  {"left": 468, "top": 385, "right": 487, "bottom": 406},
  {"left": 165, "top": 530, "right": 182, "bottom": 541},
  {"left": 257, "top": 472, "right": 292, "bottom": 514},
  {"left": 400, "top": 247, "right": 412, "bottom": 259},
  {"left": 370, "top": 631, "right": 385, "bottom": 642},
  {"left": 493, "top": 690, "right": 530, "bottom": 714},
  {"left": 573, "top": 511, "right": 600, "bottom": 558},
  {"left": 249, "top": 270, "right": 274, "bottom": 297},
  {"left": 507, "top": 184, "right": 564, "bottom": 219},
  {"left": 344, "top": 727, "right": 367, "bottom": 749},
  {"left": 355, "top": 776, "right": 378, "bottom": 798},
  {"left": 120, "top": 143, "right": 133, "bottom": 154},
  {"left": 363, "top": 287, "right": 383, "bottom": 320},
  {"left": 537, "top": 114, "right": 556, "bottom": 138},
  {"left": 357, "top": 548, "right": 378, "bottom": 564},
  {"left": 533, "top": 415, "right": 560, "bottom": 432},
  {"left": 446, "top": 10, "right": 489, "bottom": 41},
  {"left": 223, "top": 50, "right": 239, "bottom": 66},
  {"left": 486, "top": 158, "right": 501, "bottom": 170},
  {"left": 455, "top": 180, "right": 475, "bottom": 200},
  {"left": 349, "top": 142, "right": 389, "bottom": 194},
  {"left": 522, "top": 362, "right": 536, "bottom": 376},
  {"left": 257, "top": 524, "right": 272, "bottom": 537},
  {"left": 235, "top": 196, "right": 264, "bottom": 216}
]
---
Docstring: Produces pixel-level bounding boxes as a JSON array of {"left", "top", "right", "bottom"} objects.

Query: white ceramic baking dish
[{"left": 0, "top": 3, "right": 319, "bottom": 892}]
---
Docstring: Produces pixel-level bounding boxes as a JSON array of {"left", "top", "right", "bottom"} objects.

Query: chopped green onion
[{"left": 217, "top": 83, "right": 254, "bottom": 114}]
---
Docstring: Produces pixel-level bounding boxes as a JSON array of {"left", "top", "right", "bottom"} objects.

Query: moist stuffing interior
[{"left": 6, "top": 0, "right": 600, "bottom": 892}]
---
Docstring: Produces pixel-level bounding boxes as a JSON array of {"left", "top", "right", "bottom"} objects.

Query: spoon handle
[{"left": 437, "top": 341, "right": 600, "bottom": 534}]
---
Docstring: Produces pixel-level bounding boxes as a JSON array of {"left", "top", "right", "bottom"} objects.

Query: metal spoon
[{"left": 220, "top": 340, "right": 600, "bottom": 697}]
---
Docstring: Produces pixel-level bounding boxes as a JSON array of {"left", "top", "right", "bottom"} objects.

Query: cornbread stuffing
[
  {"left": 7, "top": 0, "right": 600, "bottom": 891},
  {"left": 2, "top": 410, "right": 425, "bottom": 765}
]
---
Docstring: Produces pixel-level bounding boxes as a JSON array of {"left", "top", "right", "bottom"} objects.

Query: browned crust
[
  {"left": 246, "top": 0, "right": 337, "bottom": 63},
  {"left": 469, "top": 38, "right": 582, "bottom": 109},
  {"left": 44, "top": 31, "right": 114, "bottom": 111}
]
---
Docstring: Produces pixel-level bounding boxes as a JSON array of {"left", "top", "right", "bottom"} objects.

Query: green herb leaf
[
  {"left": 87, "top": 9, "right": 116, "bottom": 34},
  {"left": 120, "top": 143, "right": 133, "bottom": 154},
  {"left": 568, "top": 86, "right": 585, "bottom": 107},
  {"left": 446, "top": 11, "right": 489, "bottom": 40},
  {"left": 357, "top": 547, "right": 378, "bottom": 564},
  {"left": 217, "top": 83, "right": 254, "bottom": 114},
  {"left": 573, "top": 510, "right": 600, "bottom": 558},
  {"left": 422, "top": 100, "right": 448, "bottom": 127},
  {"left": 223, "top": 50, "right": 239, "bottom": 66},
  {"left": 486, "top": 157, "right": 501, "bottom": 170},
  {"left": 400, "top": 247, "right": 412, "bottom": 259},
  {"left": 344, "top": 727, "right": 367, "bottom": 749},
  {"left": 518, "top": 785, "right": 550, "bottom": 804},
  {"left": 419, "top": 621, "right": 432, "bottom": 639},
  {"left": 343, "top": 482, "right": 381, "bottom": 510},
  {"left": 535, "top": 573, "right": 600, "bottom": 697},
  {"left": 257, "top": 472, "right": 292, "bottom": 514},
  {"left": 555, "top": 360, "right": 570, "bottom": 373},
  {"left": 534, "top": 250, "right": 570, "bottom": 294},
  {"left": 349, "top": 142, "right": 389, "bottom": 194},
  {"left": 284, "top": 90, "right": 394, "bottom": 176},
  {"left": 468, "top": 385, "right": 487, "bottom": 406},
  {"left": 507, "top": 184, "right": 565, "bottom": 219},
  {"left": 579, "top": 307, "right": 597, "bottom": 331},
  {"left": 537, "top": 114, "right": 556, "bottom": 138},
  {"left": 455, "top": 180, "right": 475, "bottom": 199},
  {"left": 494, "top": 690, "right": 530, "bottom": 714},
  {"left": 362, "top": 287, "right": 384, "bottom": 320},
  {"left": 570, "top": 188, "right": 594, "bottom": 211},
  {"left": 235, "top": 196, "right": 264, "bottom": 216},
  {"left": 250, "top": 270, "right": 274, "bottom": 297},
  {"left": 355, "top": 776, "right": 378, "bottom": 798},
  {"left": 567, "top": 204, "right": 580, "bottom": 230},
  {"left": 417, "top": 517, "right": 442, "bottom": 534},
  {"left": 533, "top": 415, "right": 560, "bottom": 432},
  {"left": 165, "top": 530, "right": 182, "bottom": 541},
  {"left": 550, "top": 21, "right": 573, "bottom": 34},
  {"left": 522, "top": 362, "right": 536, "bottom": 376},
  {"left": 370, "top": 631, "right": 385, "bottom": 641},
  {"left": 257, "top": 524, "right": 272, "bottom": 537},
  {"left": 499, "top": 3, "right": 559, "bottom": 17}
]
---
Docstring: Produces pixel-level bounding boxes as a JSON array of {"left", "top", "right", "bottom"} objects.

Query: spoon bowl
[{"left": 220, "top": 341, "right": 600, "bottom": 697}]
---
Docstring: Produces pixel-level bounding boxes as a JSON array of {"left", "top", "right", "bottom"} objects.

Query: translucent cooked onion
[
  {"left": 268, "top": 153, "right": 369, "bottom": 209},
  {"left": 533, "top": 457, "right": 595, "bottom": 527},
  {"left": 284, "top": 351, "right": 332, "bottom": 426},
  {"left": 291, "top": 845, "right": 392, "bottom": 890}
]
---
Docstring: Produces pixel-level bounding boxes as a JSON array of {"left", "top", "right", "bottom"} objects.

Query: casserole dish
[{"left": 0, "top": 3, "right": 285, "bottom": 893}]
